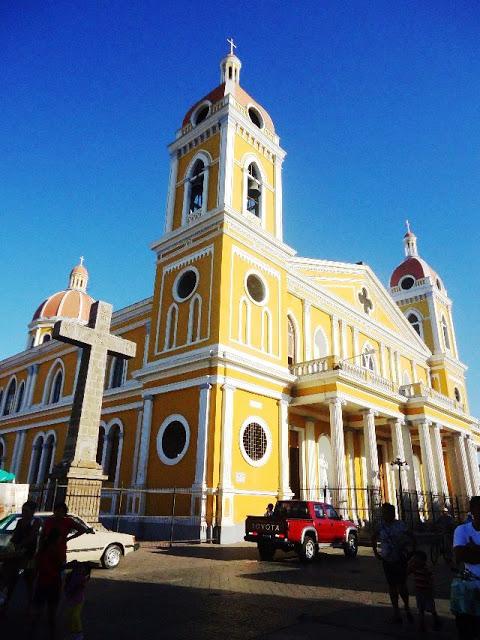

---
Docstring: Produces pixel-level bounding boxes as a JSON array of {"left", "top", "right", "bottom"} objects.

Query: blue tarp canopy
[{"left": 0, "top": 469, "right": 15, "bottom": 483}]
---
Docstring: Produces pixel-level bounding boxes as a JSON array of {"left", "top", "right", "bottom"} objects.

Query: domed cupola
[
  {"left": 390, "top": 222, "right": 445, "bottom": 294},
  {"left": 28, "top": 258, "right": 95, "bottom": 348}
]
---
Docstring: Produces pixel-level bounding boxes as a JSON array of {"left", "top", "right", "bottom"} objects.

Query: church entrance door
[{"left": 289, "top": 430, "right": 301, "bottom": 499}]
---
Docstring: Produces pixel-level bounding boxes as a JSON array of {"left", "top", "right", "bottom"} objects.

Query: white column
[
  {"left": 217, "top": 383, "right": 236, "bottom": 537},
  {"left": 389, "top": 418, "right": 409, "bottom": 491},
  {"left": 193, "top": 383, "right": 212, "bottom": 541},
  {"left": 328, "top": 398, "right": 348, "bottom": 513},
  {"left": 395, "top": 352, "right": 401, "bottom": 385},
  {"left": 380, "top": 344, "right": 387, "bottom": 378},
  {"left": 331, "top": 315, "right": 339, "bottom": 358},
  {"left": 303, "top": 301, "right": 312, "bottom": 360},
  {"left": 26, "top": 364, "right": 39, "bottom": 407},
  {"left": 454, "top": 433, "right": 473, "bottom": 497},
  {"left": 466, "top": 436, "right": 480, "bottom": 495},
  {"left": 431, "top": 423, "right": 449, "bottom": 498},
  {"left": 417, "top": 420, "right": 438, "bottom": 494},
  {"left": 305, "top": 421, "right": 317, "bottom": 499},
  {"left": 352, "top": 327, "right": 359, "bottom": 357},
  {"left": 345, "top": 430, "right": 358, "bottom": 520},
  {"left": 401, "top": 423, "right": 418, "bottom": 492},
  {"left": 135, "top": 395, "right": 154, "bottom": 487},
  {"left": 389, "top": 348, "right": 396, "bottom": 385},
  {"left": 165, "top": 152, "right": 179, "bottom": 232},
  {"left": 278, "top": 397, "right": 292, "bottom": 499},
  {"left": 362, "top": 409, "right": 380, "bottom": 491},
  {"left": 143, "top": 321, "right": 151, "bottom": 366},
  {"left": 274, "top": 155, "right": 284, "bottom": 241}
]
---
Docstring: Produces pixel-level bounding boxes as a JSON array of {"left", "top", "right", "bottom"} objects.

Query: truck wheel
[
  {"left": 299, "top": 535, "right": 317, "bottom": 562},
  {"left": 257, "top": 543, "right": 275, "bottom": 561},
  {"left": 343, "top": 532, "right": 358, "bottom": 558}
]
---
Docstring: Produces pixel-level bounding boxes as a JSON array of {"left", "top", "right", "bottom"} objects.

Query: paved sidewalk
[{"left": 3, "top": 543, "right": 457, "bottom": 639}]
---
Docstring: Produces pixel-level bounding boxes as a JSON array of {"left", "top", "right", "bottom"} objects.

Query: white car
[{"left": 0, "top": 511, "right": 139, "bottom": 569}]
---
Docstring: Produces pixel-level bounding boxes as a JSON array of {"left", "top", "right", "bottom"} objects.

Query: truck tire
[
  {"left": 257, "top": 543, "right": 275, "bottom": 561},
  {"left": 343, "top": 532, "right": 358, "bottom": 558},
  {"left": 299, "top": 535, "right": 317, "bottom": 562}
]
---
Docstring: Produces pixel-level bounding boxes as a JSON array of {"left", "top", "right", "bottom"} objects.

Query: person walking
[
  {"left": 264, "top": 503, "right": 274, "bottom": 517},
  {"left": 372, "top": 502, "right": 415, "bottom": 624},
  {"left": 408, "top": 550, "right": 442, "bottom": 632},
  {"left": 0, "top": 500, "right": 40, "bottom": 615},
  {"left": 451, "top": 495, "right": 480, "bottom": 639}
]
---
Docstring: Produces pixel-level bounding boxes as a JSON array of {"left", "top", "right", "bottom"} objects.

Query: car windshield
[
  {"left": 274, "top": 501, "right": 309, "bottom": 518},
  {"left": 0, "top": 514, "right": 18, "bottom": 531}
]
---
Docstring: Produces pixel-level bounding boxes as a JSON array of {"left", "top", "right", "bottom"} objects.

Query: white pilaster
[
  {"left": 26, "top": 364, "right": 39, "bottom": 407},
  {"left": 274, "top": 155, "right": 283, "bottom": 241},
  {"left": 193, "top": 382, "right": 212, "bottom": 541},
  {"left": 339, "top": 319, "right": 347, "bottom": 359},
  {"left": 217, "top": 383, "right": 236, "bottom": 532},
  {"left": 278, "top": 397, "right": 293, "bottom": 499},
  {"left": 466, "top": 436, "right": 480, "bottom": 495},
  {"left": 305, "top": 421, "right": 317, "bottom": 500},
  {"left": 135, "top": 395, "right": 154, "bottom": 487},
  {"left": 165, "top": 152, "right": 179, "bottom": 232},
  {"left": 417, "top": 420, "right": 438, "bottom": 494},
  {"left": 143, "top": 321, "right": 151, "bottom": 367},
  {"left": 303, "top": 301, "right": 312, "bottom": 360},
  {"left": 352, "top": 327, "right": 359, "bottom": 357},
  {"left": 431, "top": 423, "right": 449, "bottom": 498},
  {"left": 380, "top": 343, "right": 387, "bottom": 378},
  {"left": 362, "top": 409, "right": 380, "bottom": 491},
  {"left": 328, "top": 398, "right": 348, "bottom": 513},
  {"left": 331, "top": 315, "right": 339, "bottom": 357},
  {"left": 454, "top": 433, "right": 473, "bottom": 497},
  {"left": 12, "top": 431, "right": 26, "bottom": 477}
]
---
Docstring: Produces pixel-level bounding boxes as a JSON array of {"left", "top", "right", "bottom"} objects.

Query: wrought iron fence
[{"left": 27, "top": 481, "right": 472, "bottom": 543}]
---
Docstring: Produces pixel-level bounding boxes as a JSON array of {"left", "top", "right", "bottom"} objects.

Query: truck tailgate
[{"left": 244, "top": 516, "right": 287, "bottom": 541}]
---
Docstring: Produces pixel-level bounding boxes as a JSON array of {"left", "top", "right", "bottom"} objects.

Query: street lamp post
[{"left": 390, "top": 457, "right": 409, "bottom": 521}]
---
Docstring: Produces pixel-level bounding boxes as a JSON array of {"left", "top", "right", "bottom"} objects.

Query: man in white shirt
[{"left": 453, "top": 496, "right": 480, "bottom": 638}]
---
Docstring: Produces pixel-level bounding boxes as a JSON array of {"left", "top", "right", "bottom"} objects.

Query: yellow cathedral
[{"left": 0, "top": 48, "right": 479, "bottom": 542}]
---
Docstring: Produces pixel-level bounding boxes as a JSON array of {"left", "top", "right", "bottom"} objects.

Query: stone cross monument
[{"left": 52, "top": 300, "right": 136, "bottom": 523}]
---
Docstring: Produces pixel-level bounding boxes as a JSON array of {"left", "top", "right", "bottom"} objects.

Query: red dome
[
  {"left": 32, "top": 289, "right": 94, "bottom": 323},
  {"left": 182, "top": 83, "right": 275, "bottom": 132},
  {"left": 390, "top": 257, "right": 441, "bottom": 288}
]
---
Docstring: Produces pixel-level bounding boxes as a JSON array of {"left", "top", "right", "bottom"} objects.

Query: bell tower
[
  {"left": 389, "top": 223, "right": 468, "bottom": 409},
  {"left": 163, "top": 43, "right": 286, "bottom": 241}
]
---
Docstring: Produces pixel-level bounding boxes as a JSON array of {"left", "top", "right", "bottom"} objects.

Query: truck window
[
  {"left": 313, "top": 504, "right": 325, "bottom": 519},
  {"left": 325, "top": 505, "right": 340, "bottom": 520},
  {"left": 274, "top": 501, "right": 308, "bottom": 518}
]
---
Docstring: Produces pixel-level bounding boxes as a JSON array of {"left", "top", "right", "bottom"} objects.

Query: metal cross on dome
[
  {"left": 227, "top": 37, "right": 237, "bottom": 55},
  {"left": 358, "top": 287, "right": 373, "bottom": 314}
]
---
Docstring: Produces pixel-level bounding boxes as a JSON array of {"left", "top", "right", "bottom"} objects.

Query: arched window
[
  {"left": 441, "top": 316, "right": 450, "bottom": 350},
  {"left": 187, "top": 294, "right": 202, "bottom": 344},
  {"left": 15, "top": 381, "right": 25, "bottom": 412},
  {"left": 262, "top": 308, "right": 272, "bottom": 353},
  {"left": 188, "top": 159, "right": 205, "bottom": 213},
  {"left": 3, "top": 379, "right": 17, "bottom": 416},
  {"left": 29, "top": 435, "right": 44, "bottom": 485},
  {"left": 239, "top": 298, "right": 250, "bottom": 344},
  {"left": 407, "top": 311, "right": 422, "bottom": 337},
  {"left": 454, "top": 387, "right": 461, "bottom": 403},
  {"left": 110, "top": 357, "right": 125, "bottom": 389},
  {"left": 361, "top": 345, "right": 376, "bottom": 372},
  {"left": 164, "top": 304, "right": 178, "bottom": 350},
  {"left": 51, "top": 371, "right": 63, "bottom": 404},
  {"left": 0, "top": 438, "right": 5, "bottom": 469},
  {"left": 313, "top": 327, "right": 329, "bottom": 359},
  {"left": 96, "top": 425, "right": 106, "bottom": 465},
  {"left": 402, "top": 370, "right": 411, "bottom": 386},
  {"left": 287, "top": 316, "right": 297, "bottom": 366},
  {"left": 0, "top": 389, "right": 3, "bottom": 412},
  {"left": 246, "top": 162, "right": 262, "bottom": 217},
  {"left": 38, "top": 433, "right": 55, "bottom": 485},
  {"left": 42, "top": 333, "right": 51, "bottom": 344},
  {"left": 104, "top": 424, "right": 122, "bottom": 484}
]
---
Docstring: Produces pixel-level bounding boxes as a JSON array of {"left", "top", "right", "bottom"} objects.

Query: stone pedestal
[{"left": 53, "top": 462, "right": 107, "bottom": 526}]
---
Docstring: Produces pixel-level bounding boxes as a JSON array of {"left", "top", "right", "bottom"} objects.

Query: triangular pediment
[{"left": 289, "top": 257, "right": 431, "bottom": 355}]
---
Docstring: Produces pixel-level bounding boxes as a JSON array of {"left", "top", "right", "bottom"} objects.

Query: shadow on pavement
[{"left": 1, "top": 574, "right": 456, "bottom": 640}]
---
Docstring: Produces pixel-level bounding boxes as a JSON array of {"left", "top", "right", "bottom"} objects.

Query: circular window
[
  {"left": 174, "top": 268, "right": 198, "bottom": 302},
  {"left": 157, "top": 415, "right": 190, "bottom": 465},
  {"left": 248, "top": 106, "right": 264, "bottom": 129},
  {"left": 240, "top": 418, "right": 272, "bottom": 467},
  {"left": 400, "top": 276, "right": 415, "bottom": 290},
  {"left": 246, "top": 273, "right": 266, "bottom": 304}
]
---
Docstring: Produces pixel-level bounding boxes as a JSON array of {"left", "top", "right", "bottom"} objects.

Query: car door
[
  {"left": 312, "top": 503, "right": 332, "bottom": 543},
  {"left": 325, "top": 505, "right": 344, "bottom": 540}
]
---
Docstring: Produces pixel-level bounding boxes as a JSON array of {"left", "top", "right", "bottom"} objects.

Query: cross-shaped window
[{"left": 358, "top": 288, "right": 373, "bottom": 314}]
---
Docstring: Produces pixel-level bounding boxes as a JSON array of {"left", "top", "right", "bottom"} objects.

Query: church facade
[{"left": 1, "top": 49, "right": 479, "bottom": 542}]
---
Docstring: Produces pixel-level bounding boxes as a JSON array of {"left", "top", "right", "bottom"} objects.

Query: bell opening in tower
[
  {"left": 246, "top": 163, "right": 261, "bottom": 217},
  {"left": 189, "top": 160, "right": 204, "bottom": 213}
]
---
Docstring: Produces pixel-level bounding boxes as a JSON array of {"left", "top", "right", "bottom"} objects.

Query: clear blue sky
[{"left": 1, "top": 2, "right": 479, "bottom": 413}]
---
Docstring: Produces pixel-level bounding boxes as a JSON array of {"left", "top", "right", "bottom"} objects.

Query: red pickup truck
[{"left": 244, "top": 500, "right": 358, "bottom": 562}]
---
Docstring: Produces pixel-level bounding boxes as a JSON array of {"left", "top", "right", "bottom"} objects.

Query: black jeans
[{"left": 456, "top": 613, "right": 480, "bottom": 639}]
